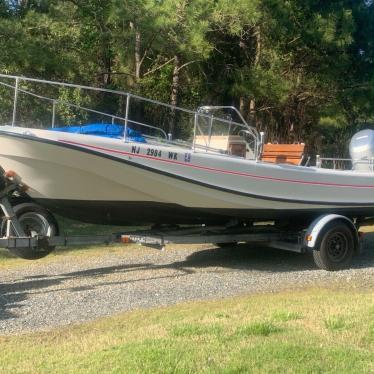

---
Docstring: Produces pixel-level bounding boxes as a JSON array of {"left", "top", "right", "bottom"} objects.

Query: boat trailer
[{"left": 0, "top": 167, "right": 364, "bottom": 271}]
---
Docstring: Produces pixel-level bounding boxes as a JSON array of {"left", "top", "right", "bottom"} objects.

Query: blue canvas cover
[{"left": 49, "top": 123, "right": 146, "bottom": 143}]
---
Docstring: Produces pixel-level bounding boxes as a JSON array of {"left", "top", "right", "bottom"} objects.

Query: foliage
[{"left": 0, "top": 0, "right": 373, "bottom": 153}]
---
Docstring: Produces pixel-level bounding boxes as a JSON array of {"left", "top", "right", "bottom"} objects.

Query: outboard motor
[{"left": 349, "top": 129, "right": 374, "bottom": 171}]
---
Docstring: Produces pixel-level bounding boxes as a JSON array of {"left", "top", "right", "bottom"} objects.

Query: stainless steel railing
[
  {"left": 316, "top": 155, "right": 374, "bottom": 171},
  {"left": 0, "top": 73, "right": 261, "bottom": 159},
  {"left": 0, "top": 80, "right": 168, "bottom": 139}
]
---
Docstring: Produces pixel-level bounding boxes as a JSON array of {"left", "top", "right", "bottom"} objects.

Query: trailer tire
[
  {"left": 313, "top": 221, "right": 354, "bottom": 271},
  {"left": 1, "top": 203, "right": 59, "bottom": 260}
]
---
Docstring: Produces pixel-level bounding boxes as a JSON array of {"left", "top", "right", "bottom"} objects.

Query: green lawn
[{"left": 1, "top": 287, "right": 374, "bottom": 373}]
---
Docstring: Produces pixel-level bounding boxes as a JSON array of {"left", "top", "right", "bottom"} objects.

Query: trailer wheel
[
  {"left": 1, "top": 203, "right": 59, "bottom": 260},
  {"left": 313, "top": 221, "right": 354, "bottom": 271}
]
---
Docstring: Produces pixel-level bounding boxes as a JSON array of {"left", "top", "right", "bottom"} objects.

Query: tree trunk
[
  {"left": 248, "top": 26, "right": 261, "bottom": 123},
  {"left": 130, "top": 21, "right": 141, "bottom": 82},
  {"left": 239, "top": 97, "right": 245, "bottom": 116},
  {"left": 248, "top": 99, "right": 256, "bottom": 121},
  {"left": 254, "top": 26, "right": 261, "bottom": 66},
  {"left": 169, "top": 54, "right": 181, "bottom": 135},
  {"left": 97, "top": 22, "right": 112, "bottom": 87},
  {"left": 101, "top": 45, "right": 112, "bottom": 86}
]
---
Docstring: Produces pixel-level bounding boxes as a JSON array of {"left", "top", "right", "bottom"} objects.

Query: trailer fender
[{"left": 305, "top": 214, "right": 359, "bottom": 251}]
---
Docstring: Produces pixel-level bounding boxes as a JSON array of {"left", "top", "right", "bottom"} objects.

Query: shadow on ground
[{"left": 1, "top": 234, "right": 374, "bottom": 322}]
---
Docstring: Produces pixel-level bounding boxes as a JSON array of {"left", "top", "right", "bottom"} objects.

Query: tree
[{"left": 0, "top": 0, "right": 373, "bottom": 154}]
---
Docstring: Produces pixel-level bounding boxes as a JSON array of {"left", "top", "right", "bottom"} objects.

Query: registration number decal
[{"left": 147, "top": 148, "right": 162, "bottom": 157}]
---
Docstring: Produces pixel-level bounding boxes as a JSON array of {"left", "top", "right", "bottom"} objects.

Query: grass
[
  {"left": 324, "top": 315, "right": 351, "bottom": 331},
  {"left": 235, "top": 321, "right": 282, "bottom": 337},
  {"left": 1, "top": 287, "right": 374, "bottom": 373},
  {"left": 272, "top": 310, "right": 303, "bottom": 322},
  {"left": 171, "top": 323, "right": 224, "bottom": 337}
]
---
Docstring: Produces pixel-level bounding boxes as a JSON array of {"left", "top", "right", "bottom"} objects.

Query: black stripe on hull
[
  {"left": 35, "top": 199, "right": 226, "bottom": 225},
  {"left": 34, "top": 199, "right": 374, "bottom": 225}
]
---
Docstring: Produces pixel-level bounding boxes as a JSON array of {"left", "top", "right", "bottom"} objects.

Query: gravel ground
[{"left": 1, "top": 236, "right": 374, "bottom": 335}]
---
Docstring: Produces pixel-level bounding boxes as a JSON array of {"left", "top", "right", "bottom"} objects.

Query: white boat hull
[{"left": 1, "top": 127, "right": 374, "bottom": 225}]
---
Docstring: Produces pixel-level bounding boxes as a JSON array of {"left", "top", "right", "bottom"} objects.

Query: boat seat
[{"left": 261, "top": 143, "right": 305, "bottom": 165}]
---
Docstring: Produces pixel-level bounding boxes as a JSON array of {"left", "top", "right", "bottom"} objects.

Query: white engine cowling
[{"left": 349, "top": 129, "right": 374, "bottom": 171}]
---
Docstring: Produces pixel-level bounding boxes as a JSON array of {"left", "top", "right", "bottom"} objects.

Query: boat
[{"left": 1, "top": 74, "right": 374, "bottom": 227}]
